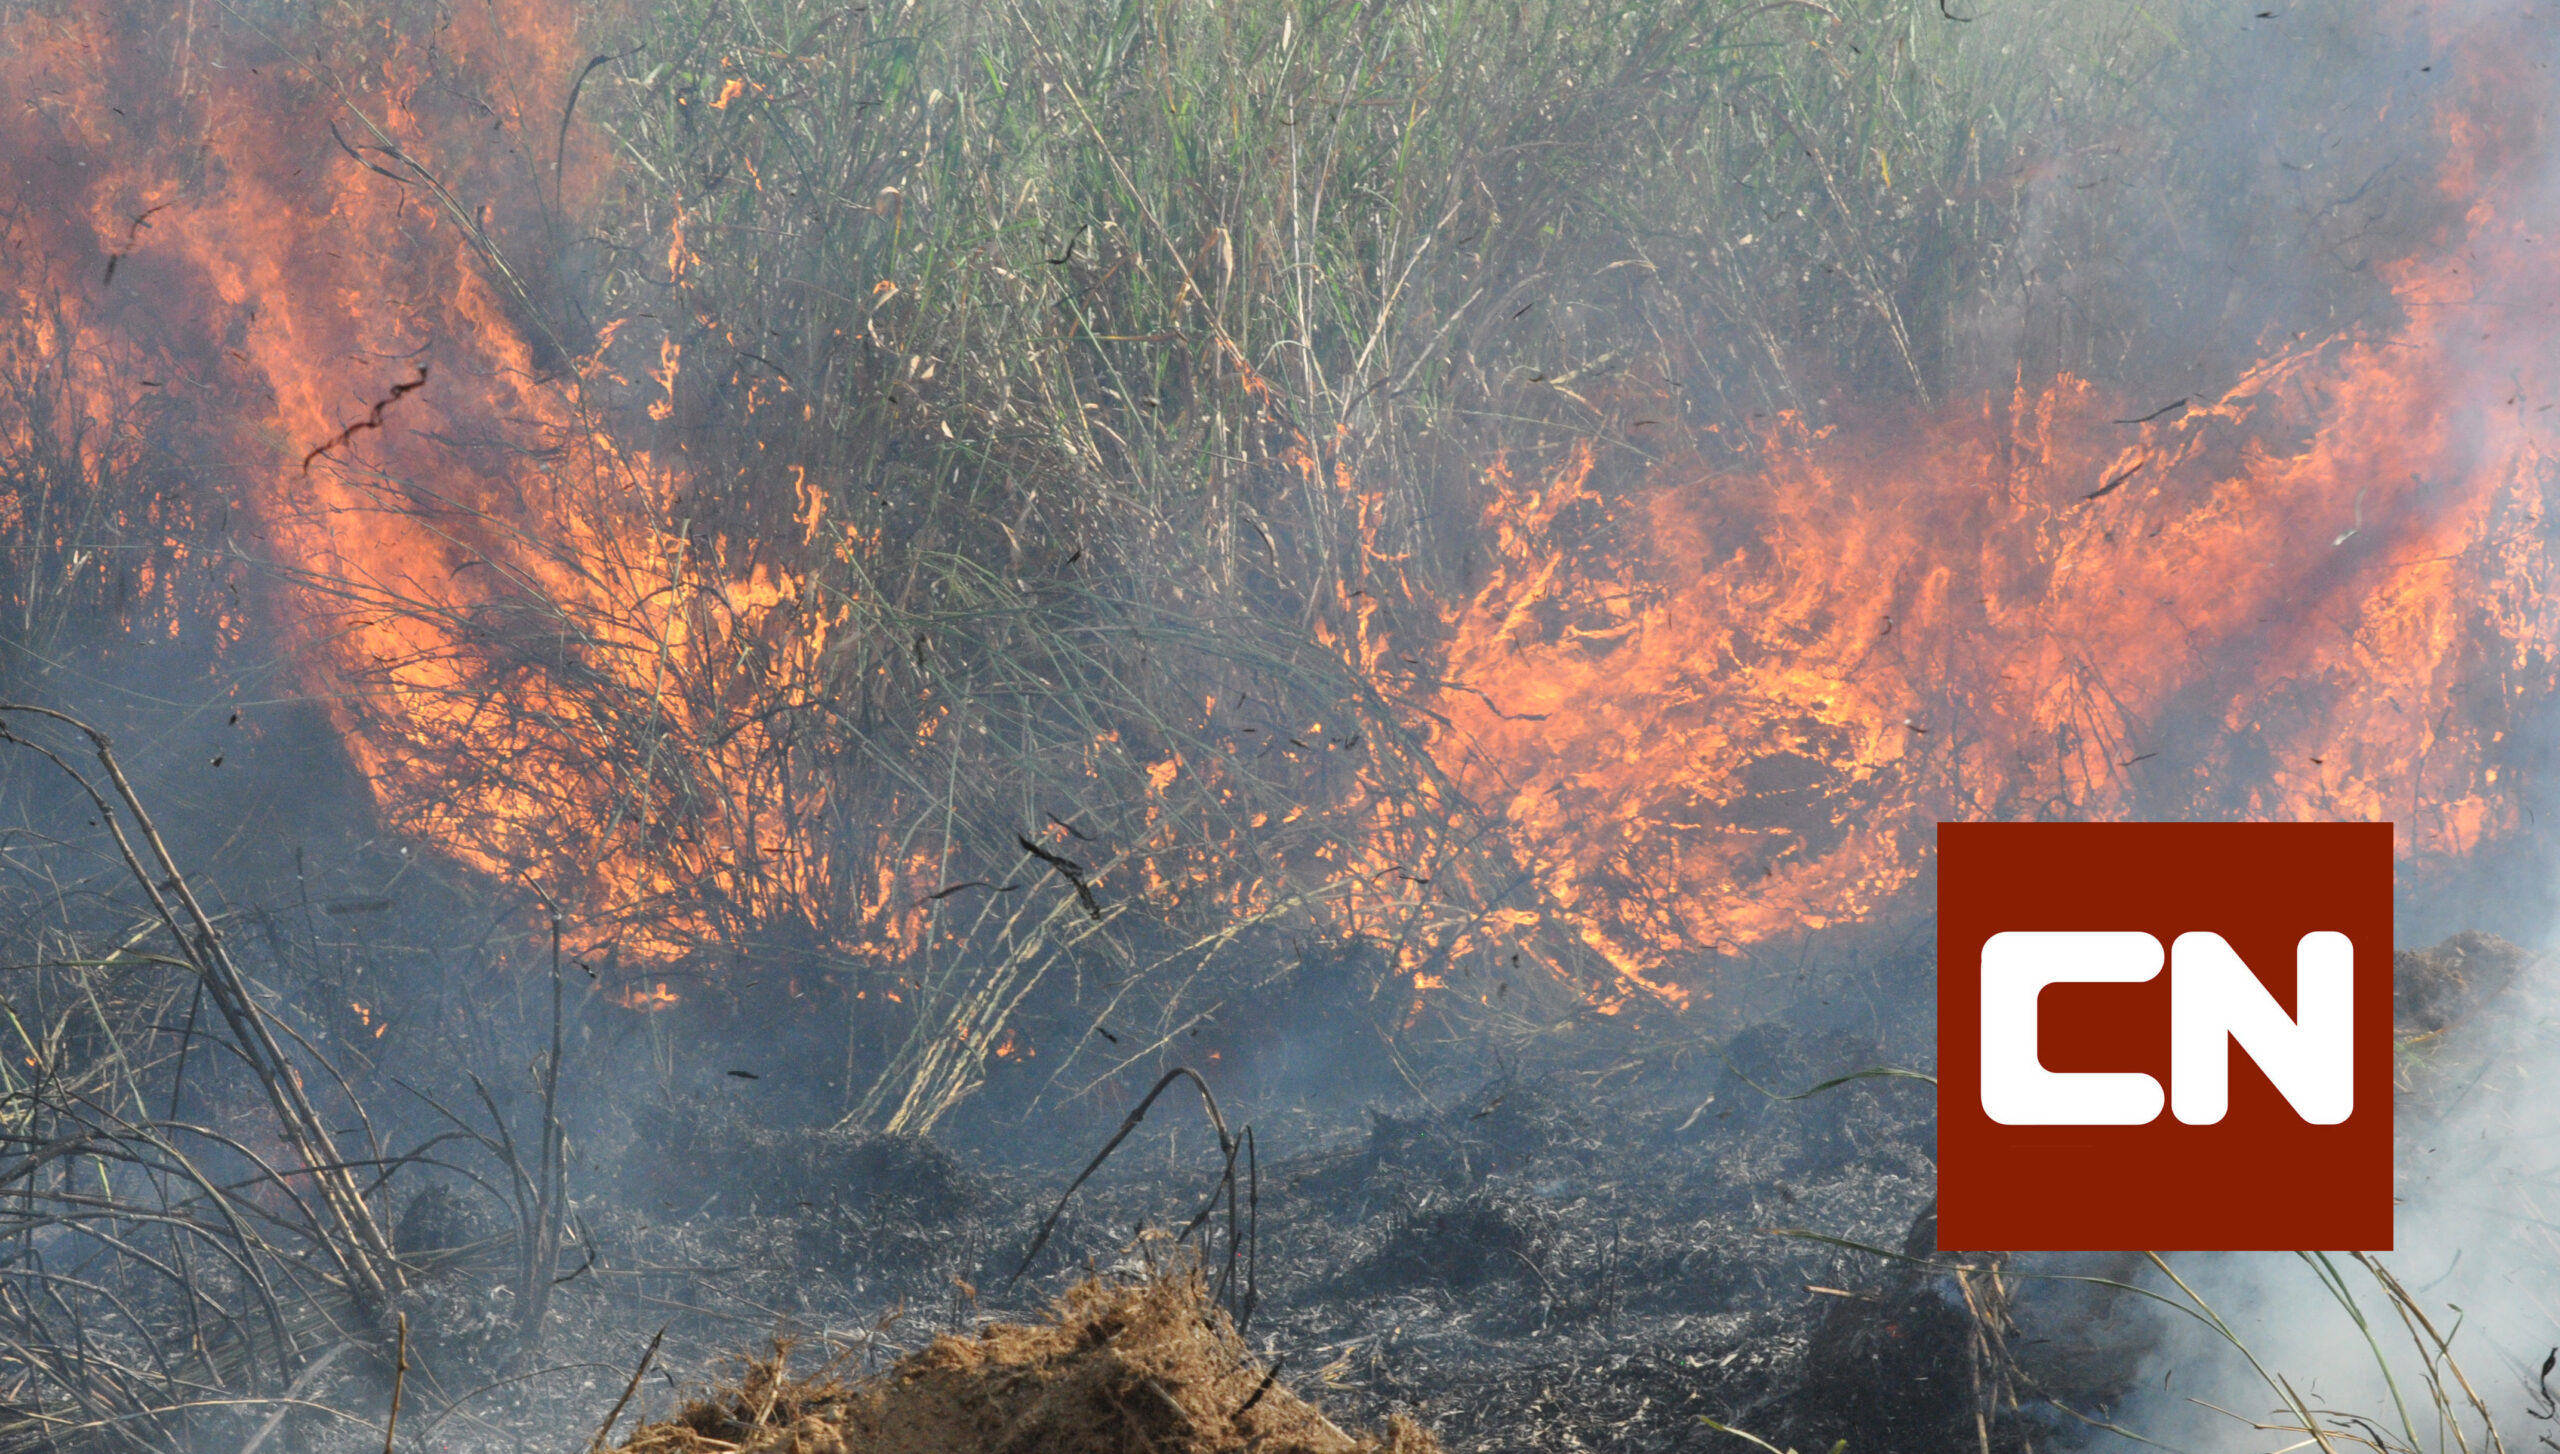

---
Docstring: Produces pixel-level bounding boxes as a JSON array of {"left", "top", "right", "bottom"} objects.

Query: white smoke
[{"left": 2073, "top": 940, "right": 2560, "bottom": 1453}]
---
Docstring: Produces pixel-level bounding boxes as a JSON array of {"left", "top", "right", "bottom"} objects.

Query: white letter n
[{"left": 2169, "top": 931, "right": 2354, "bottom": 1125}]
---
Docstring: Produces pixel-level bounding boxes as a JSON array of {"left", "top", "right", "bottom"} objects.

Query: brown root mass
[{"left": 620, "top": 1270, "right": 1439, "bottom": 1454}]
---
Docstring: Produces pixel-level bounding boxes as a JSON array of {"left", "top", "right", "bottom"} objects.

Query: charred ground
[
  {"left": 387, "top": 1017, "right": 1961, "bottom": 1454},
  {"left": 350, "top": 933, "right": 2520, "bottom": 1454}
]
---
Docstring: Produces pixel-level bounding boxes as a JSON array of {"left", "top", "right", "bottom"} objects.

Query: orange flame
[
  {"left": 615, "top": 982, "right": 681, "bottom": 1013},
  {"left": 0, "top": 0, "right": 903, "bottom": 969},
  {"left": 1428, "top": 59, "right": 2560, "bottom": 1003}
]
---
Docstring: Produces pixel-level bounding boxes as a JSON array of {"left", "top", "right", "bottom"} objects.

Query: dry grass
[{"left": 306, "top": 0, "right": 2305, "bottom": 1133}]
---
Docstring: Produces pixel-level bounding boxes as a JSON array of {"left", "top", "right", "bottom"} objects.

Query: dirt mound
[{"left": 621, "top": 1270, "right": 1439, "bottom": 1454}]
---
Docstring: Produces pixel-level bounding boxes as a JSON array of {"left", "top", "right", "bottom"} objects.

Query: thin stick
[
  {"left": 1235, "top": 1354, "right": 1284, "bottom": 1418},
  {"left": 520, "top": 909, "right": 569, "bottom": 1364},
  {"left": 382, "top": 1312, "right": 407, "bottom": 1454},
  {"left": 587, "top": 1327, "right": 665, "bottom": 1452},
  {"left": 1241, "top": 1127, "right": 1259, "bottom": 1332},
  {"left": 236, "top": 1342, "right": 355, "bottom": 1454},
  {"left": 1006, "top": 1067, "right": 1231, "bottom": 1290},
  {"left": 165, "top": 980, "right": 204, "bottom": 1123}
]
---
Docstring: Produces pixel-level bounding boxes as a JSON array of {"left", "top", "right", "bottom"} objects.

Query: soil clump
[{"left": 619, "top": 1269, "right": 1435, "bottom": 1454}]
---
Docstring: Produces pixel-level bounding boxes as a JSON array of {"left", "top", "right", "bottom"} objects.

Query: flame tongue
[
  {"left": 1414, "top": 7, "right": 2560, "bottom": 1008},
  {"left": 0, "top": 2, "right": 851, "bottom": 970},
  {"left": 1435, "top": 242, "right": 2558, "bottom": 998}
]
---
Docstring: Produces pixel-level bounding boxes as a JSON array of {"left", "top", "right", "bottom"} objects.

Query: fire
[
  {"left": 1428, "top": 50, "right": 2560, "bottom": 1002},
  {"left": 3, "top": 0, "right": 2553, "bottom": 1028},
  {"left": 616, "top": 982, "right": 681, "bottom": 1013},
  {"left": 0, "top": 0, "right": 893, "bottom": 969}
]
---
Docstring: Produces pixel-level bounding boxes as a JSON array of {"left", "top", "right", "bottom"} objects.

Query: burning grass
[
  {"left": 6, "top": 0, "right": 2549, "bottom": 1149},
  {"left": 620, "top": 1270, "right": 1437, "bottom": 1454}
]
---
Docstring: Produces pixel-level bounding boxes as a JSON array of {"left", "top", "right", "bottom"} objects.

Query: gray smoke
[{"left": 2080, "top": 937, "right": 2560, "bottom": 1453}]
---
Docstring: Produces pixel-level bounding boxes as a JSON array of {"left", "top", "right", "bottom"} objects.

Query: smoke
[
  {"left": 2071, "top": 935, "right": 2560, "bottom": 1452},
  {"left": 2041, "top": 2, "right": 2560, "bottom": 1446}
]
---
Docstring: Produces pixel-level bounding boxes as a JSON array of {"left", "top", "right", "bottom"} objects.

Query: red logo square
[{"left": 1937, "top": 822, "right": 2394, "bottom": 1251}]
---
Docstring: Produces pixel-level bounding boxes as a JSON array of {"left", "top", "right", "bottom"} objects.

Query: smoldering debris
[
  {"left": 144, "top": 1019, "right": 1958, "bottom": 1454},
  {"left": 976, "top": 1046, "right": 1959, "bottom": 1454},
  {"left": 623, "top": 1100, "right": 984, "bottom": 1274},
  {"left": 2391, "top": 928, "right": 2530, "bottom": 1040},
  {"left": 571, "top": 1046, "right": 1952, "bottom": 1454}
]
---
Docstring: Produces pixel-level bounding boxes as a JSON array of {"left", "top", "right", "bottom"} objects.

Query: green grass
[
  {"left": 186, "top": 0, "right": 2412, "bottom": 1130},
  {"left": 543, "top": 0, "right": 2261, "bottom": 1124}
]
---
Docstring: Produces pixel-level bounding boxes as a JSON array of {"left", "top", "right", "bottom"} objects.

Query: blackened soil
[{"left": 277, "top": 936, "right": 2529, "bottom": 1454}]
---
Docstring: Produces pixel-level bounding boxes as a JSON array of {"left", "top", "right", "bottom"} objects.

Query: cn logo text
[
  {"left": 1938, "top": 823, "right": 2392, "bottom": 1252},
  {"left": 1981, "top": 931, "right": 2352, "bottom": 1127}
]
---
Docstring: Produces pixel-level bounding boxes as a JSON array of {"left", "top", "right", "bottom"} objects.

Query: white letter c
[{"left": 1980, "top": 931, "right": 2167, "bottom": 1125}]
